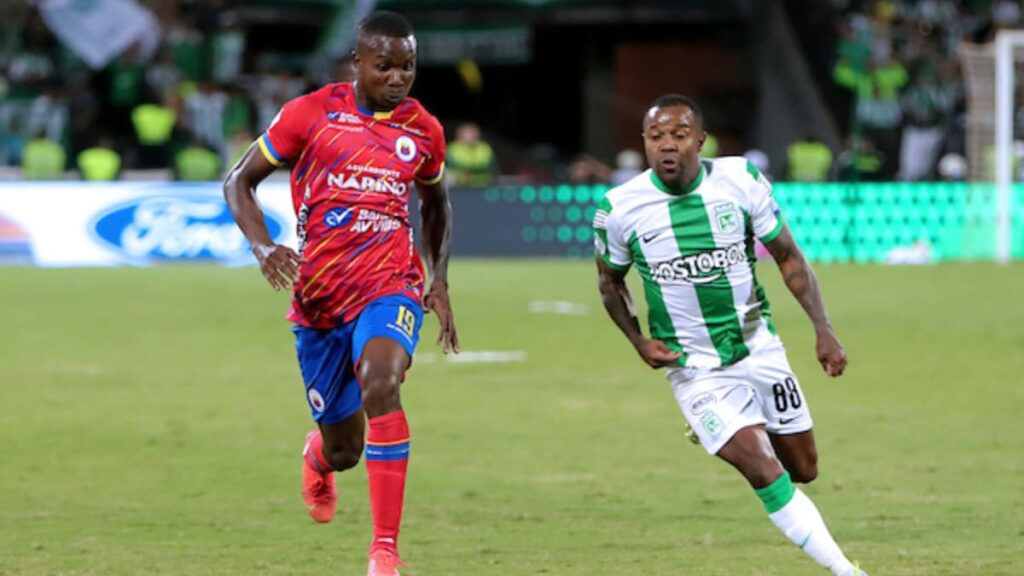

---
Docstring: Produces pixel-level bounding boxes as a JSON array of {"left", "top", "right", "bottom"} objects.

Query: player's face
[
  {"left": 642, "top": 104, "right": 704, "bottom": 188},
  {"left": 353, "top": 34, "right": 417, "bottom": 111}
]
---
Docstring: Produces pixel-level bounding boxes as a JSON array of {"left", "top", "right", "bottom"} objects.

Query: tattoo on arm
[
  {"left": 767, "top": 227, "right": 833, "bottom": 333},
  {"left": 596, "top": 258, "right": 643, "bottom": 347}
]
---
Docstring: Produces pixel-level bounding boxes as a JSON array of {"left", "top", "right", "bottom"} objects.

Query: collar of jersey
[
  {"left": 354, "top": 98, "right": 395, "bottom": 120},
  {"left": 350, "top": 83, "right": 397, "bottom": 119},
  {"left": 649, "top": 165, "right": 704, "bottom": 196}
]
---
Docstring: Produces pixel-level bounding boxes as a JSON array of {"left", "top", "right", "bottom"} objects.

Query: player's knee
[
  {"left": 750, "top": 466, "right": 785, "bottom": 488},
  {"left": 361, "top": 373, "right": 402, "bottom": 415},
  {"left": 790, "top": 461, "right": 818, "bottom": 484},
  {"left": 323, "top": 444, "right": 361, "bottom": 471}
]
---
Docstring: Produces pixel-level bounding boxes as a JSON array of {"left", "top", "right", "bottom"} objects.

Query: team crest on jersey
[
  {"left": 395, "top": 135, "right": 417, "bottom": 162},
  {"left": 712, "top": 202, "right": 740, "bottom": 234},
  {"left": 308, "top": 389, "right": 325, "bottom": 413}
]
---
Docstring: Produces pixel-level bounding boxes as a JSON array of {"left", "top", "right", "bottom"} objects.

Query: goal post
[
  {"left": 994, "top": 30, "right": 1024, "bottom": 264},
  {"left": 962, "top": 31, "right": 1024, "bottom": 263}
]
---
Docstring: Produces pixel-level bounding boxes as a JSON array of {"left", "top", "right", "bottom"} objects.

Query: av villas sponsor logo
[{"left": 92, "top": 194, "right": 284, "bottom": 263}]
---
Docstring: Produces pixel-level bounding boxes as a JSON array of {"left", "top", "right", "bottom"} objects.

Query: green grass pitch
[{"left": 1, "top": 260, "right": 1022, "bottom": 575}]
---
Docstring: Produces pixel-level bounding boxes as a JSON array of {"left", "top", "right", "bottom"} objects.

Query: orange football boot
[{"left": 301, "top": 430, "right": 337, "bottom": 523}]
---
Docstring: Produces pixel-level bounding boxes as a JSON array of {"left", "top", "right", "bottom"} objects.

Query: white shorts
[{"left": 666, "top": 340, "right": 813, "bottom": 455}]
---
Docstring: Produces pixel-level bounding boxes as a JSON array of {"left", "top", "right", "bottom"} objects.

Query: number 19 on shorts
[{"left": 396, "top": 305, "right": 416, "bottom": 337}]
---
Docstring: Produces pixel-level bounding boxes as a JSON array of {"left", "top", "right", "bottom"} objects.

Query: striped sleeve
[
  {"left": 415, "top": 113, "right": 446, "bottom": 185},
  {"left": 745, "top": 160, "right": 784, "bottom": 242},
  {"left": 593, "top": 195, "right": 631, "bottom": 271},
  {"left": 259, "top": 95, "right": 311, "bottom": 167}
]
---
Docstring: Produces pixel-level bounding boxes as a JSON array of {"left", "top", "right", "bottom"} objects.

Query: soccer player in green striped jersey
[{"left": 594, "top": 94, "right": 867, "bottom": 576}]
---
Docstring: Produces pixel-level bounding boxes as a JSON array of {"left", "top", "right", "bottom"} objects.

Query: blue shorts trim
[{"left": 293, "top": 295, "right": 423, "bottom": 425}]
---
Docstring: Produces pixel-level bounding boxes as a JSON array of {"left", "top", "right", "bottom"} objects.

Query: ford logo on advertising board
[{"left": 92, "top": 194, "right": 284, "bottom": 264}]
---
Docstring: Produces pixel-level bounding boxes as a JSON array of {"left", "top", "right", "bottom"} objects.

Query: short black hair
[
  {"left": 359, "top": 11, "right": 415, "bottom": 38},
  {"left": 648, "top": 94, "right": 703, "bottom": 125}
]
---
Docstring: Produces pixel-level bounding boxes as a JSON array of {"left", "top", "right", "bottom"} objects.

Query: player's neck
[
  {"left": 352, "top": 81, "right": 400, "bottom": 116},
  {"left": 650, "top": 164, "right": 704, "bottom": 195}
]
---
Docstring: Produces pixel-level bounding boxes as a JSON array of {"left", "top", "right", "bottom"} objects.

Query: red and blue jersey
[{"left": 258, "top": 82, "right": 446, "bottom": 329}]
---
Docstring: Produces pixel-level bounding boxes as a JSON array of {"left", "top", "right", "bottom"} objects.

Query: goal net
[{"left": 961, "top": 31, "right": 1024, "bottom": 262}]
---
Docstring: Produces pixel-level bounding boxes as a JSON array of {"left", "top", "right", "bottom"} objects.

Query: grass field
[{"left": 1, "top": 260, "right": 1022, "bottom": 575}]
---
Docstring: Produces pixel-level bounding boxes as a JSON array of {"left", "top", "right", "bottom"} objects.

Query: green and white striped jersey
[{"left": 593, "top": 157, "right": 785, "bottom": 369}]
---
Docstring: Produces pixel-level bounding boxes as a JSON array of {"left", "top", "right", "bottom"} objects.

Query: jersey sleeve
[
  {"left": 744, "top": 160, "right": 784, "bottom": 242},
  {"left": 593, "top": 195, "right": 631, "bottom": 271},
  {"left": 415, "top": 115, "right": 446, "bottom": 185},
  {"left": 257, "top": 95, "right": 312, "bottom": 167}
]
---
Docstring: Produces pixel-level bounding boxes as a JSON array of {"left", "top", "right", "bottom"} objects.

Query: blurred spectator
[
  {"left": 222, "top": 86, "right": 255, "bottom": 143},
  {"left": 332, "top": 56, "right": 356, "bottom": 84},
  {"left": 836, "top": 135, "right": 885, "bottom": 182},
  {"left": 787, "top": 135, "right": 833, "bottom": 182},
  {"left": 21, "top": 134, "right": 65, "bottom": 180},
  {"left": 446, "top": 122, "right": 496, "bottom": 187},
  {"left": 611, "top": 149, "right": 643, "bottom": 185},
  {"left": 106, "top": 49, "right": 147, "bottom": 136},
  {"left": 567, "top": 154, "right": 611, "bottom": 185},
  {"left": 834, "top": 39, "right": 907, "bottom": 179},
  {"left": 519, "top": 143, "right": 561, "bottom": 183},
  {"left": 702, "top": 133, "right": 719, "bottom": 158},
  {"left": 743, "top": 148, "right": 772, "bottom": 180},
  {"left": 24, "top": 88, "right": 68, "bottom": 146},
  {"left": 254, "top": 69, "right": 305, "bottom": 132},
  {"left": 165, "top": 14, "right": 205, "bottom": 82},
  {"left": 0, "top": 12, "right": 63, "bottom": 166},
  {"left": 77, "top": 136, "right": 121, "bottom": 181},
  {"left": 225, "top": 128, "right": 254, "bottom": 170},
  {"left": 184, "top": 80, "right": 228, "bottom": 154},
  {"left": 145, "top": 47, "right": 184, "bottom": 104},
  {"left": 210, "top": 12, "right": 246, "bottom": 85},
  {"left": 132, "top": 99, "right": 177, "bottom": 168},
  {"left": 898, "top": 63, "right": 956, "bottom": 181},
  {"left": 992, "top": 0, "right": 1022, "bottom": 31}
]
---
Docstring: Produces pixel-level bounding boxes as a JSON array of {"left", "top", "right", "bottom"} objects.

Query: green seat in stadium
[
  {"left": 175, "top": 146, "right": 221, "bottom": 181},
  {"left": 21, "top": 138, "right": 66, "bottom": 180},
  {"left": 77, "top": 147, "right": 121, "bottom": 181}
]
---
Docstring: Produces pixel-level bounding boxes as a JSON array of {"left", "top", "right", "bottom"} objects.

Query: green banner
[{"left": 480, "top": 182, "right": 1024, "bottom": 262}]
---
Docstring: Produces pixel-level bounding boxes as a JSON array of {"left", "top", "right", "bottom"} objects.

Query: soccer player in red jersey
[{"left": 223, "top": 11, "right": 458, "bottom": 576}]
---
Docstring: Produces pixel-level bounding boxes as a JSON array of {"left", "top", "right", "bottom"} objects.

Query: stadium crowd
[
  {"left": 2, "top": 0, "right": 1024, "bottom": 184},
  {"left": 823, "top": 0, "right": 1024, "bottom": 182}
]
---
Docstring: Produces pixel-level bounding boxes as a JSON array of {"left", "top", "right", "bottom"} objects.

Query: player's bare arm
[
  {"left": 223, "top": 143, "right": 304, "bottom": 291},
  {"left": 595, "top": 257, "right": 681, "bottom": 369},
  {"left": 765, "top": 225, "right": 847, "bottom": 377},
  {"left": 416, "top": 179, "right": 459, "bottom": 354}
]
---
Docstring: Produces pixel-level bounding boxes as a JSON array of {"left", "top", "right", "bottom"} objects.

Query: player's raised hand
[
  {"left": 253, "top": 243, "right": 304, "bottom": 291},
  {"left": 424, "top": 280, "right": 459, "bottom": 354},
  {"left": 816, "top": 329, "right": 847, "bottom": 377},
  {"left": 635, "top": 338, "right": 683, "bottom": 369}
]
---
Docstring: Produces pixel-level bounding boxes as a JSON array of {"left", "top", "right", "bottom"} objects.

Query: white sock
[{"left": 768, "top": 488, "right": 855, "bottom": 575}]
